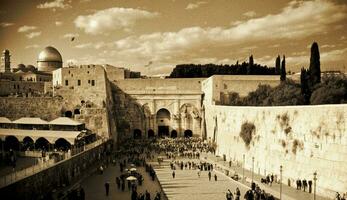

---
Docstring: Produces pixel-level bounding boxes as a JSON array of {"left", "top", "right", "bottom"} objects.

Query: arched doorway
[
  {"left": 133, "top": 129, "right": 142, "bottom": 139},
  {"left": 148, "top": 129, "right": 155, "bottom": 138},
  {"left": 65, "top": 111, "right": 72, "bottom": 118},
  {"left": 23, "top": 136, "right": 34, "bottom": 151},
  {"left": 74, "top": 109, "right": 80, "bottom": 115},
  {"left": 184, "top": 130, "right": 193, "bottom": 138},
  {"left": 35, "top": 137, "right": 50, "bottom": 151},
  {"left": 54, "top": 138, "right": 71, "bottom": 151},
  {"left": 156, "top": 108, "right": 171, "bottom": 137},
  {"left": 171, "top": 130, "right": 177, "bottom": 138},
  {"left": 4, "top": 136, "right": 20, "bottom": 151}
]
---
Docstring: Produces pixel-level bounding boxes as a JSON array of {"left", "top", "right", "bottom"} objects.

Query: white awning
[
  {"left": 49, "top": 117, "right": 83, "bottom": 126},
  {"left": 12, "top": 118, "right": 48, "bottom": 125},
  {"left": 0, "top": 128, "right": 81, "bottom": 144}
]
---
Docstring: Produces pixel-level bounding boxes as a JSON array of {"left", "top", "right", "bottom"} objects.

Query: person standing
[
  {"left": 104, "top": 181, "right": 110, "bottom": 196},
  {"left": 235, "top": 187, "right": 241, "bottom": 200},
  {"left": 172, "top": 171, "right": 175, "bottom": 179},
  {"left": 308, "top": 180, "right": 312, "bottom": 193},
  {"left": 214, "top": 174, "right": 218, "bottom": 181},
  {"left": 208, "top": 171, "right": 211, "bottom": 181},
  {"left": 226, "top": 189, "right": 233, "bottom": 200},
  {"left": 197, "top": 171, "right": 201, "bottom": 178},
  {"left": 303, "top": 179, "right": 307, "bottom": 192}
]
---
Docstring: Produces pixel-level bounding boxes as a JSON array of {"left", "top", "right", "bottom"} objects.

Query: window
[
  {"left": 91, "top": 80, "right": 95, "bottom": 86},
  {"left": 77, "top": 80, "right": 81, "bottom": 86},
  {"left": 65, "top": 80, "right": 69, "bottom": 86}
]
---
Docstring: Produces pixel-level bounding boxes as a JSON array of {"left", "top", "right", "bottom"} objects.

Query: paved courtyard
[{"left": 80, "top": 163, "right": 166, "bottom": 200}]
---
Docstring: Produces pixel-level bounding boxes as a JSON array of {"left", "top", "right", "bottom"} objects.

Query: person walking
[{"left": 104, "top": 181, "right": 110, "bottom": 196}]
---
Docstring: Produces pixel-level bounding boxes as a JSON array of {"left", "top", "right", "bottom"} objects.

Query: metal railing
[{"left": 0, "top": 139, "right": 105, "bottom": 188}]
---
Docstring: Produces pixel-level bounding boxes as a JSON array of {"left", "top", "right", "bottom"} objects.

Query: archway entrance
[
  {"left": 171, "top": 130, "right": 177, "bottom": 138},
  {"left": 23, "top": 136, "right": 34, "bottom": 151},
  {"left": 156, "top": 108, "right": 171, "bottom": 137},
  {"left": 184, "top": 130, "right": 193, "bottom": 138},
  {"left": 133, "top": 129, "right": 142, "bottom": 139},
  {"left": 65, "top": 111, "right": 72, "bottom": 118},
  {"left": 5, "top": 136, "right": 20, "bottom": 151},
  {"left": 148, "top": 129, "right": 155, "bottom": 138},
  {"left": 55, "top": 138, "right": 71, "bottom": 151},
  {"left": 35, "top": 137, "right": 50, "bottom": 151}
]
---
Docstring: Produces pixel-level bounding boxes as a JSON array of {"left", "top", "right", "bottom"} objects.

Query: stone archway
[
  {"left": 54, "top": 138, "right": 71, "bottom": 151},
  {"left": 23, "top": 136, "right": 34, "bottom": 151},
  {"left": 148, "top": 129, "right": 155, "bottom": 138},
  {"left": 5, "top": 136, "right": 20, "bottom": 151},
  {"left": 171, "top": 130, "right": 178, "bottom": 138},
  {"left": 35, "top": 137, "right": 50, "bottom": 150},
  {"left": 156, "top": 108, "right": 171, "bottom": 137},
  {"left": 133, "top": 129, "right": 142, "bottom": 139},
  {"left": 65, "top": 111, "right": 73, "bottom": 118},
  {"left": 184, "top": 130, "right": 193, "bottom": 137}
]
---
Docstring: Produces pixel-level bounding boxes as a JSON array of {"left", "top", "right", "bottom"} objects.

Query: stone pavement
[
  {"left": 149, "top": 158, "right": 251, "bottom": 200},
  {"left": 80, "top": 163, "right": 166, "bottom": 200},
  {"left": 201, "top": 153, "right": 331, "bottom": 200},
  {"left": 0, "top": 157, "right": 37, "bottom": 177}
]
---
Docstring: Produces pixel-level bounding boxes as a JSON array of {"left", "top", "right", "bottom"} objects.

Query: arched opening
[
  {"left": 22, "top": 136, "right": 34, "bottom": 151},
  {"left": 54, "top": 138, "right": 71, "bottom": 151},
  {"left": 171, "top": 130, "right": 178, "bottom": 138},
  {"left": 133, "top": 129, "right": 142, "bottom": 139},
  {"left": 156, "top": 108, "right": 171, "bottom": 137},
  {"left": 184, "top": 130, "right": 193, "bottom": 138},
  {"left": 74, "top": 109, "right": 80, "bottom": 115},
  {"left": 65, "top": 111, "right": 73, "bottom": 118},
  {"left": 35, "top": 137, "right": 50, "bottom": 151},
  {"left": 148, "top": 129, "right": 155, "bottom": 138},
  {"left": 4, "top": 136, "right": 20, "bottom": 151}
]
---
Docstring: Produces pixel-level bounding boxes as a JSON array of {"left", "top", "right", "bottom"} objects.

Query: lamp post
[
  {"left": 252, "top": 156, "right": 254, "bottom": 183},
  {"left": 280, "top": 165, "right": 283, "bottom": 200},
  {"left": 243, "top": 154, "right": 245, "bottom": 182},
  {"left": 313, "top": 171, "right": 317, "bottom": 200}
]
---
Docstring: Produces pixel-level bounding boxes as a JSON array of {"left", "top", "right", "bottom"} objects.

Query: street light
[
  {"left": 252, "top": 156, "right": 254, "bottom": 183},
  {"left": 313, "top": 171, "right": 317, "bottom": 200},
  {"left": 280, "top": 165, "right": 283, "bottom": 200}
]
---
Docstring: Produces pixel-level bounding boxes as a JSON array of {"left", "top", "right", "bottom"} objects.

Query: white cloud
[
  {"left": 18, "top": 25, "right": 37, "bottom": 32},
  {"left": 55, "top": 21, "right": 63, "bottom": 26},
  {"left": 25, "top": 44, "right": 40, "bottom": 49},
  {"left": 63, "top": 33, "right": 79, "bottom": 38},
  {"left": 37, "top": 0, "right": 71, "bottom": 11},
  {"left": 186, "top": 1, "right": 207, "bottom": 10},
  {"left": 74, "top": 7, "right": 158, "bottom": 35},
  {"left": 243, "top": 11, "right": 256, "bottom": 18},
  {"left": 26, "top": 32, "right": 42, "bottom": 39},
  {"left": 75, "top": 43, "right": 93, "bottom": 49},
  {"left": 0, "top": 22, "right": 14, "bottom": 27},
  {"left": 109, "top": 0, "right": 346, "bottom": 64}
]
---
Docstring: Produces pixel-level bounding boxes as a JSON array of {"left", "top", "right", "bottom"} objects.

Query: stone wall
[
  {"left": 204, "top": 104, "right": 347, "bottom": 198},
  {"left": 0, "top": 80, "right": 46, "bottom": 97},
  {"left": 0, "top": 97, "right": 64, "bottom": 120}
]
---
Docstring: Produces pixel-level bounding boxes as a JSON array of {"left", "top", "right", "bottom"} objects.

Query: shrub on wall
[
  {"left": 240, "top": 122, "right": 256, "bottom": 148},
  {"left": 292, "top": 139, "right": 304, "bottom": 154}
]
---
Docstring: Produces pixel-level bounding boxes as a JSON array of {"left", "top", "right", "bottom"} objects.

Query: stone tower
[{"left": 0, "top": 49, "right": 11, "bottom": 73}]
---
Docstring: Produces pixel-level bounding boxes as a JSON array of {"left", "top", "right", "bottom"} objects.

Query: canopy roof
[
  {"left": 49, "top": 117, "right": 83, "bottom": 126},
  {"left": 0, "top": 117, "right": 12, "bottom": 124},
  {"left": 12, "top": 118, "right": 48, "bottom": 125},
  {"left": 0, "top": 128, "right": 81, "bottom": 144}
]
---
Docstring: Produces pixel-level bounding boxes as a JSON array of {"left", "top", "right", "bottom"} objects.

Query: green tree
[
  {"left": 309, "top": 42, "right": 321, "bottom": 86},
  {"left": 280, "top": 55, "right": 286, "bottom": 81}
]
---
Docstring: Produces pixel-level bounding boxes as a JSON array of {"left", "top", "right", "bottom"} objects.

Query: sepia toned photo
[{"left": 0, "top": 0, "right": 346, "bottom": 200}]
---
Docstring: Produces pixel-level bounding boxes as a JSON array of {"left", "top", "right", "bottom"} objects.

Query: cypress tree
[
  {"left": 247, "top": 55, "right": 253, "bottom": 75},
  {"left": 309, "top": 42, "right": 321, "bottom": 85},
  {"left": 280, "top": 55, "right": 286, "bottom": 81},
  {"left": 300, "top": 67, "right": 311, "bottom": 104},
  {"left": 275, "top": 55, "right": 281, "bottom": 74}
]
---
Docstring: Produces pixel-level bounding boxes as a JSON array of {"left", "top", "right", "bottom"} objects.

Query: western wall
[{"left": 204, "top": 104, "right": 347, "bottom": 198}]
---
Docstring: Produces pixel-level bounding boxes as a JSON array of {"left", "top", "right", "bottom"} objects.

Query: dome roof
[
  {"left": 37, "top": 46, "right": 62, "bottom": 62},
  {"left": 17, "top": 64, "right": 25, "bottom": 69}
]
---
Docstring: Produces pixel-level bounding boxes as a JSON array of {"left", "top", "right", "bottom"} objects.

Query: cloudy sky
[{"left": 0, "top": 0, "right": 346, "bottom": 75}]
